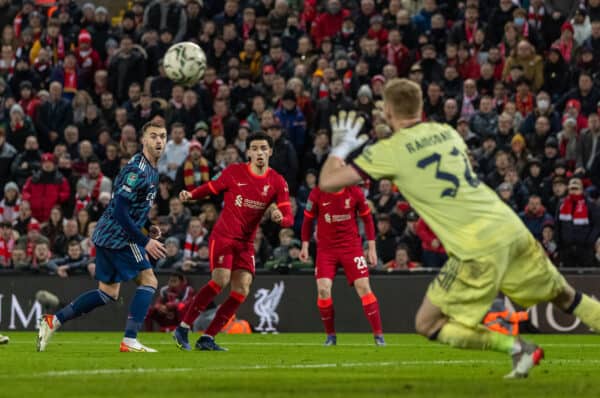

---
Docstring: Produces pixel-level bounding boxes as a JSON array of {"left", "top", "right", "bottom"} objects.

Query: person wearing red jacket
[
  {"left": 21, "top": 153, "right": 70, "bottom": 223},
  {"left": 310, "top": 0, "right": 351, "bottom": 47},
  {"left": 299, "top": 185, "right": 384, "bottom": 346},
  {"left": 145, "top": 273, "right": 195, "bottom": 332},
  {"left": 174, "top": 132, "right": 293, "bottom": 351},
  {"left": 75, "top": 29, "right": 102, "bottom": 91},
  {"left": 415, "top": 217, "right": 447, "bottom": 268}
]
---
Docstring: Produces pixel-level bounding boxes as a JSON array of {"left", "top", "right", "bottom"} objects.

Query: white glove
[{"left": 330, "top": 110, "right": 368, "bottom": 159}]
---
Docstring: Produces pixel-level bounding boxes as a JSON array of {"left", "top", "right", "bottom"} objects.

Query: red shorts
[
  {"left": 209, "top": 235, "right": 255, "bottom": 275},
  {"left": 315, "top": 247, "right": 369, "bottom": 285}
]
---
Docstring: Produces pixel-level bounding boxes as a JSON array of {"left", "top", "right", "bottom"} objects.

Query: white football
[{"left": 163, "top": 42, "right": 207, "bottom": 87}]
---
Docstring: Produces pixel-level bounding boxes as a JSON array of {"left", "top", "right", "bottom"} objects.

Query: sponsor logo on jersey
[
  {"left": 322, "top": 202, "right": 331, "bottom": 206},
  {"left": 237, "top": 182, "right": 248, "bottom": 186},
  {"left": 234, "top": 194, "right": 267, "bottom": 210},
  {"left": 324, "top": 212, "right": 351, "bottom": 223}
]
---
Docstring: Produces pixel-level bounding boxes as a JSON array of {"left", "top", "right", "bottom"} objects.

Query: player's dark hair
[
  {"left": 88, "top": 156, "right": 100, "bottom": 165},
  {"left": 141, "top": 120, "right": 166, "bottom": 135},
  {"left": 246, "top": 132, "right": 273, "bottom": 149}
]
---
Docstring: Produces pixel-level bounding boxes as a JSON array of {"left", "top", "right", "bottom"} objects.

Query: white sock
[
  {"left": 52, "top": 315, "right": 62, "bottom": 329},
  {"left": 179, "top": 321, "right": 191, "bottom": 329},
  {"left": 511, "top": 340, "right": 523, "bottom": 355},
  {"left": 122, "top": 337, "right": 138, "bottom": 345}
]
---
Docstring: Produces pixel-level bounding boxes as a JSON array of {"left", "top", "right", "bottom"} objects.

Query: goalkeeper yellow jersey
[{"left": 351, "top": 122, "right": 527, "bottom": 260}]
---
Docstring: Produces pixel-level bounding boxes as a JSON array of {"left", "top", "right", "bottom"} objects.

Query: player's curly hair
[{"left": 246, "top": 132, "right": 273, "bottom": 149}]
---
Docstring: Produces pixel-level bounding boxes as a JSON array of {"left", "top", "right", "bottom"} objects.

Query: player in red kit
[
  {"left": 299, "top": 185, "right": 385, "bottom": 346},
  {"left": 173, "top": 132, "right": 293, "bottom": 351}
]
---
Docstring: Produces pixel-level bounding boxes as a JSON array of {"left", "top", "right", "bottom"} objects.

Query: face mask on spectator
[
  {"left": 514, "top": 17, "right": 525, "bottom": 27},
  {"left": 537, "top": 99, "right": 549, "bottom": 111}
]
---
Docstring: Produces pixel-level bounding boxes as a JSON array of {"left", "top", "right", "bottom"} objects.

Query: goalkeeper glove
[{"left": 329, "top": 110, "right": 369, "bottom": 159}]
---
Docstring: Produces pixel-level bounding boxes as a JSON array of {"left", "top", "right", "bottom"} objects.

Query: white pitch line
[{"left": 5, "top": 359, "right": 600, "bottom": 379}]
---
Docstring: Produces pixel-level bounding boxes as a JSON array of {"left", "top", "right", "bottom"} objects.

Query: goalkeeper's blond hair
[{"left": 383, "top": 79, "right": 423, "bottom": 120}]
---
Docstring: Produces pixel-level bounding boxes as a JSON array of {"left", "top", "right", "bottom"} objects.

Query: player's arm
[
  {"left": 180, "top": 169, "right": 229, "bottom": 201},
  {"left": 271, "top": 177, "right": 293, "bottom": 227},
  {"left": 114, "top": 169, "right": 165, "bottom": 259},
  {"left": 319, "top": 156, "right": 363, "bottom": 193},
  {"left": 356, "top": 189, "right": 377, "bottom": 266},
  {"left": 300, "top": 190, "right": 318, "bottom": 262}
]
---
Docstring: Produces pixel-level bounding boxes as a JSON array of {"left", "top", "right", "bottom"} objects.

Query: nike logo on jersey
[
  {"left": 322, "top": 202, "right": 331, "bottom": 206},
  {"left": 237, "top": 183, "right": 248, "bottom": 186}
]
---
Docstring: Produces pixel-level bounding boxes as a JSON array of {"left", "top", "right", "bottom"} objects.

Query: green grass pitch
[{"left": 1, "top": 332, "right": 600, "bottom": 397}]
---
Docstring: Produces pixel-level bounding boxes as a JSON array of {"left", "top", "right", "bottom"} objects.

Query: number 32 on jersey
[{"left": 417, "top": 146, "right": 479, "bottom": 198}]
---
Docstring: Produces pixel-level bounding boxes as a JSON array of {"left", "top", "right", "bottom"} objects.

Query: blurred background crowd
[{"left": 1, "top": 0, "right": 600, "bottom": 279}]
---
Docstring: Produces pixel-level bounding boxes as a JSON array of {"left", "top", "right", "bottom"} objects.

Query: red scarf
[
  {"left": 184, "top": 233, "right": 205, "bottom": 259},
  {"left": 63, "top": 68, "right": 77, "bottom": 93},
  {"left": 75, "top": 194, "right": 91, "bottom": 214},
  {"left": 0, "top": 199, "right": 20, "bottom": 224},
  {"left": 516, "top": 92, "right": 534, "bottom": 115},
  {"left": 0, "top": 237, "right": 13, "bottom": 266},
  {"left": 183, "top": 157, "right": 210, "bottom": 191},
  {"left": 559, "top": 194, "right": 589, "bottom": 225},
  {"left": 465, "top": 22, "right": 477, "bottom": 44},
  {"left": 528, "top": 5, "right": 545, "bottom": 30},
  {"left": 91, "top": 173, "right": 104, "bottom": 200}
]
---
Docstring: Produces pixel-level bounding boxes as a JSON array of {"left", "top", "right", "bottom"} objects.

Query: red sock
[
  {"left": 317, "top": 298, "right": 335, "bottom": 336},
  {"left": 182, "top": 280, "right": 222, "bottom": 326},
  {"left": 204, "top": 291, "right": 246, "bottom": 337},
  {"left": 361, "top": 293, "right": 383, "bottom": 335}
]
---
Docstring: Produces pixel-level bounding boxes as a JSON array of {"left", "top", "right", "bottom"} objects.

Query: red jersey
[
  {"left": 302, "top": 186, "right": 375, "bottom": 249},
  {"left": 191, "top": 163, "right": 292, "bottom": 242}
]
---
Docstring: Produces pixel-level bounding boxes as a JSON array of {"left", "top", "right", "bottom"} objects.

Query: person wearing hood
[
  {"left": 21, "top": 153, "right": 70, "bottom": 222},
  {"left": 524, "top": 157, "right": 545, "bottom": 197},
  {"left": 573, "top": 7, "right": 592, "bottom": 46},
  {"left": 556, "top": 178, "right": 600, "bottom": 267}
]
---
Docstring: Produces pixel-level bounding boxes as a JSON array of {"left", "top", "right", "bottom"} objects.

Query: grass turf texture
[{"left": 1, "top": 333, "right": 599, "bottom": 398}]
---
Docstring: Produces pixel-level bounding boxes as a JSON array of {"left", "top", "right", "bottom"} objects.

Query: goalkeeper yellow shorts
[{"left": 426, "top": 232, "right": 567, "bottom": 327}]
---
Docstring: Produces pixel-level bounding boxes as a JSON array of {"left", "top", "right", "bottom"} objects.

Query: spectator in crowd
[
  {"left": 21, "top": 153, "right": 70, "bottom": 223},
  {"left": 373, "top": 179, "right": 398, "bottom": 215},
  {"left": 77, "top": 157, "right": 112, "bottom": 201},
  {"left": 0, "top": 182, "right": 20, "bottom": 224},
  {"left": 0, "top": 127, "right": 16, "bottom": 189},
  {"left": 36, "top": 81, "right": 73, "bottom": 151},
  {"left": 576, "top": 112, "right": 600, "bottom": 174},
  {"left": 54, "top": 239, "right": 92, "bottom": 278},
  {"left": 156, "top": 237, "right": 184, "bottom": 270},
  {"left": 375, "top": 214, "right": 396, "bottom": 264},
  {"left": 385, "top": 245, "right": 420, "bottom": 271},
  {"left": 158, "top": 122, "right": 190, "bottom": 181},
  {"left": 469, "top": 96, "right": 498, "bottom": 137},
  {"left": 266, "top": 119, "right": 298, "bottom": 194},
  {"left": 557, "top": 178, "right": 600, "bottom": 267},
  {"left": 0, "top": 221, "right": 15, "bottom": 268},
  {"left": 415, "top": 217, "right": 447, "bottom": 268},
  {"left": 520, "top": 195, "right": 554, "bottom": 241},
  {"left": 6, "top": 104, "right": 35, "bottom": 153},
  {"left": 145, "top": 272, "right": 194, "bottom": 331},
  {"left": 174, "top": 140, "right": 209, "bottom": 195},
  {"left": 542, "top": 222, "right": 559, "bottom": 265},
  {"left": 275, "top": 89, "right": 306, "bottom": 155}
]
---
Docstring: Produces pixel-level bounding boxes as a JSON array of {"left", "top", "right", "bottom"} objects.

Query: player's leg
[
  {"left": 174, "top": 267, "right": 231, "bottom": 350},
  {"left": 120, "top": 268, "right": 158, "bottom": 352},
  {"left": 415, "top": 253, "right": 530, "bottom": 375},
  {"left": 197, "top": 269, "right": 252, "bottom": 351},
  {"left": 552, "top": 284, "right": 600, "bottom": 331},
  {"left": 316, "top": 278, "right": 336, "bottom": 346},
  {"left": 37, "top": 280, "right": 119, "bottom": 352},
  {"left": 353, "top": 277, "right": 384, "bottom": 346}
]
